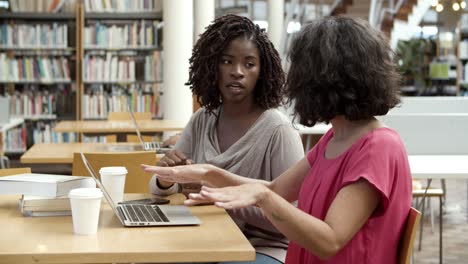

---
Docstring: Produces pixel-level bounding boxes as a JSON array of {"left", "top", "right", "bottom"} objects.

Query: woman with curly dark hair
[
  {"left": 148, "top": 14, "right": 304, "bottom": 263},
  {"left": 144, "top": 16, "right": 412, "bottom": 264}
]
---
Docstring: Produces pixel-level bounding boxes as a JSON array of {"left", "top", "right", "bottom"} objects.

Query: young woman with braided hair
[{"left": 148, "top": 14, "right": 304, "bottom": 263}]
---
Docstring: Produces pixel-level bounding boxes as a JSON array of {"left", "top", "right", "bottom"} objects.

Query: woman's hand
[
  {"left": 186, "top": 184, "right": 269, "bottom": 209},
  {"left": 156, "top": 150, "right": 193, "bottom": 167},
  {"left": 154, "top": 150, "right": 194, "bottom": 188},
  {"left": 141, "top": 163, "right": 214, "bottom": 184},
  {"left": 161, "top": 133, "right": 181, "bottom": 147}
]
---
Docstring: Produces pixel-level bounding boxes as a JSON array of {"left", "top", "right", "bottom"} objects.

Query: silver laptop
[
  {"left": 80, "top": 152, "right": 201, "bottom": 227},
  {"left": 126, "top": 103, "right": 172, "bottom": 154}
]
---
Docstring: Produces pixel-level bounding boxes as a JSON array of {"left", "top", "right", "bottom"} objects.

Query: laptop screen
[
  {"left": 126, "top": 103, "right": 146, "bottom": 148},
  {"left": 79, "top": 152, "right": 121, "bottom": 221}
]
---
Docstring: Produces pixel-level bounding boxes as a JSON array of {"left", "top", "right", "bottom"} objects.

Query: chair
[
  {"left": 398, "top": 207, "right": 422, "bottom": 264},
  {"left": 72, "top": 151, "right": 157, "bottom": 193},
  {"left": 412, "top": 181, "right": 444, "bottom": 264},
  {"left": 0, "top": 167, "right": 32, "bottom": 176},
  {"left": 106, "top": 111, "right": 153, "bottom": 143}
]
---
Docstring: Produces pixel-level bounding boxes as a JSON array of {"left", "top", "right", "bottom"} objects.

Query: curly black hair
[
  {"left": 285, "top": 16, "right": 401, "bottom": 127},
  {"left": 187, "top": 14, "right": 285, "bottom": 113}
]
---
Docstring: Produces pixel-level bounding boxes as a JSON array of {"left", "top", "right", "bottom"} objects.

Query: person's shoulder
[
  {"left": 191, "top": 107, "right": 218, "bottom": 122},
  {"left": 368, "top": 127, "right": 402, "bottom": 145},
  {"left": 362, "top": 127, "right": 406, "bottom": 156},
  {"left": 263, "top": 109, "right": 295, "bottom": 127},
  {"left": 260, "top": 109, "right": 302, "bottom": 140}
]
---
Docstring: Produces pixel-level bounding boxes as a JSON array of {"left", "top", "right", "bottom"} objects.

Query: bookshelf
[
  {"left": 0, "top": 0, "right": 164, "bottom": 148},
  {"left": 457, "top": 14, "right": 468, "bottom": 96},
  {"left": 78, "top": 1, "right": 163, "bottom": 121},
  {"left": 0, "top": 118, "right": 25, "bottom": 155},
  {"left": 0, "top": 1, "right": 79, "bottom": 149}
]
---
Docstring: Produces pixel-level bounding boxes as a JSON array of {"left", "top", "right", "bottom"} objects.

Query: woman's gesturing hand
[
  {"left": 156, "top": 150, "right": 194, "bottom": 167},
  {"left": 187, "top": 184, "right": 269, "bottom": 209},
  {"left": 141, "top": 163, "right": 213, "bottom": 184}
]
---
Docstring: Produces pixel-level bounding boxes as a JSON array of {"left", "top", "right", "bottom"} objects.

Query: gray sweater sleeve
[{"left": 149, "top": 110, "right": 200, "bottom": 196}]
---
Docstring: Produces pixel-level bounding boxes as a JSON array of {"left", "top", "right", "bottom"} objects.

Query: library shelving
[
  {"left": 457, "top": 14, "right": 468, "bottom": 96},
  {"left": 0, "top": 2, "right": 78, "bottom": 149},
  {"left": 0, "top": 118, "right": 25, "bottom": 155},
  {"left": 0, "top": 0, "right": 164, "bottom": 148},
  {"left": 79, "top": 1, "right": 163, "bottom": 121}
]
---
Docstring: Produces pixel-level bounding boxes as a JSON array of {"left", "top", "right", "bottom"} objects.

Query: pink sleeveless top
[{"left": 286, "top": 127, "right": 412, "bottom": 264}]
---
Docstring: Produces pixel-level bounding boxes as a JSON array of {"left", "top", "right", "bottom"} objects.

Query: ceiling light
[
  {"left": 453, "top": 2, "right": 460, "bottom": 10},
  {"left": 435, "top": 3, "right": 444, "bottom": 12},
  {"left": 461, "top": 1, "right": 466, "bottom": 9},
  {"left": 431, "top": 0, "right": 439, "bottom": 7}
]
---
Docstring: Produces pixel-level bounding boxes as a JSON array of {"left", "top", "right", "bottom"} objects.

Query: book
[
  {"left": 21, "top": 210, "right": 71, "bottom": 217},
  {"left": 20, "top": 195, "right": 71, "bottom": 210},
  {"left": 19, "top": 195, "right": 72, "bottom": 217},
  {"left": 0, "top": 173, "right": 95, "bottom": 197}
]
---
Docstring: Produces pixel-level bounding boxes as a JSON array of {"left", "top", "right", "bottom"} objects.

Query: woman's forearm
[
  {"left": 257, "top": 187, "right": 342, "bottom": 260},
  {"left": 203, "top": 165, "right": 271, "bottom": 188}
]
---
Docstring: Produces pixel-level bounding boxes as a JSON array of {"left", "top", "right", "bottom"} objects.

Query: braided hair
[{"left": 187, "top": 14, "right": 285, "bottom": 113}]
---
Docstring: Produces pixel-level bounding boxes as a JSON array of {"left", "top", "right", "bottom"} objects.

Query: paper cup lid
[
  {"left": 99, "top": 166, "right": 128, "bottom": 175},
  {"left": 69, "top": 188, "right": 103, "bottom": 199}
]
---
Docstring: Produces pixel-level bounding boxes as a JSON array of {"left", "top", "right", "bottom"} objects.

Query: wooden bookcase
[
  {"left": 457, "top": 16, "right": 468, "bottom": 96},
  {"left": 0, "top": 8, "right": 79, "bottom": 148},
  {"left": 0, "top": 0, "right": 164, "bottom": 146},
  {"left": 78, "top": 3, "right": 163, "bottom": 121}
]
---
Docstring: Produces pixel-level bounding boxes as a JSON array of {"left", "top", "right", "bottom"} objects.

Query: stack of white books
[
  {"left": 0, "top": 173, "right": 95, "bottom": 217},
  {"left": 19, "top": 195, "right": 71, "bottom": 217}
]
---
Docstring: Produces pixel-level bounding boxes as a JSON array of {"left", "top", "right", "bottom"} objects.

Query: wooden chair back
[
  {"left": 0, "top": 167, "right": 32, "bottom": 176},
  {"left": 398, "top": 207, "right": 421, "bottom": 264},
  {"left": 72, "top": 152, "right": 157, "bottom": 193},
  {"left": 107, "top": 111, "right": 152, "bottom": 143}
]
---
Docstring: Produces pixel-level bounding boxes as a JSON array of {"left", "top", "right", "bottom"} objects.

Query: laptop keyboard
[
  {"left": 143, "top": 141, "right": 172, "bottom": 154},
  {"left": 122, "top": 204, "right": 169, "bottom": 223},
  {"left": 143, "top": 141, "right": 161, "bottom": 151}
]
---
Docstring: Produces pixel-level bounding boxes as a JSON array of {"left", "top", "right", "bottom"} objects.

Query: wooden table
[
  {"left": 54, "top": 119, "right": 186, "bottom": 142},
  {"left": 55, "top": 120, "right": 186, "bottom": 134},
  {"left": 0, "top": 193, "right": 255, "bottom": 264},
  {"left": 21, "top": 143, "right": 162, "bottom": 164}
]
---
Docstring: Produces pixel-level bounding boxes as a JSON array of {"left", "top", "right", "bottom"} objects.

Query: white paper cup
[
  {"left": 99, "top": 166, "right": 127, "bottom": 205},
  {"left": 69, "top": 188, "right": 103, "bottom": 235}
]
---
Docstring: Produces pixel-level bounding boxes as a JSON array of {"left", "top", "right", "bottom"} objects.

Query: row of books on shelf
[
  {"left": 84, "top": 21, "right": 161, "bottom": 49},
  {"left": 0, "top": 23, "right": 69, "bottom": 48},
  {"left": 1, "top": 85, "right": 76, "bottom": 120},
  {"left": 82, "top": 93, "right": 160, "bottom": 119},
  {"left": 8, "top": 0, "right": 76, "bottom": 13},
  {"left": 83, "top": 52, "right": 162, "bottom": 82},
  {"left": 3, "top": 121, "right": 76, "bottom": 151},
  {"left": 4, "top": 125, "right": 26, "bottom": 152},
  {"left": 30, "top": 121, "right": 77, "bottom": 144},
  {"left": 8, "top": 91, "right": 55, "bottom": 117},
  {"left": 0, "top": 54, "right": 71, "bottom": 82},
  {"left": 84, "top": 0, "right": 162, "bottom": 13}
]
